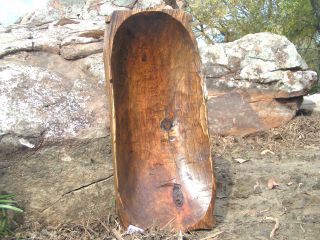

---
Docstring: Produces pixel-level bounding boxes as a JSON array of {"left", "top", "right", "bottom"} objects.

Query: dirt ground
[{"left": 6, "top": 112, "right": 320, "bottom": 240}]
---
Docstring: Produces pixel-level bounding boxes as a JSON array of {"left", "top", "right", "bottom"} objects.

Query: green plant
[{"left": 0, "top": 194, "right": 23, "bottom": 236}]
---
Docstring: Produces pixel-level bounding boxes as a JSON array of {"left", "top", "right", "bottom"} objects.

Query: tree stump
[{"left": 104, "top": 9, "right": 216, "bottom": 231}]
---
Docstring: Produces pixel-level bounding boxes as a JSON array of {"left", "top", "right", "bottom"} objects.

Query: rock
[
  {"left": 300, "top": 93, "right": 320, "bottom": 112},
  {"left": 134, "top": 0, "right": 165, "bottom": 9},
  {"left": 0, "top": 19, "right": 105, "bottom": 59},
  {"left": 18, "top": 0, "right": 167, "bottom": 25},
  {"left": 0, "top": 56, "right": 111, "bottom": 224},
  {"left": 79, "top": 52, "right": 105, "bottom": 82},
  {"left": 207, "top": 91, "right": 303, "bottom": 136},
  {"left": 111, "top": 0, "right": 138, "bottom": 8},
  {"left": 60, "top": 41, "right": 103, "bottom": 60},
  {"left": 201, "top": 32, "right": 317, "bottom": 136},
  {"left": 0, "top": 59, "right": 109, "bottom": 140},
  {"left": 95, "top": 2, "right": 130, "bottom": 17},
  {"left": 54, "top": 17, "right": 80, "bottom": 26}
]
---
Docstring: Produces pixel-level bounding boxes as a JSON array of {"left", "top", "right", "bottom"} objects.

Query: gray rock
[
  {"left": 60, "top": 41, "right": 103, "bottom": 60},
  {"left": 0, "top": 19, "right": 105, "bottom": 59},
  {"left": 0, "top": 57, "right": 109, "bottom": 142},
  {"left": 112, "top": 0, "right": 138, "bottom": 8},
  {"left": 0, "top": 57, "right": 111, "bottom": 224},
  {"left": 134, "top": 0, "right": 165, "bottom": 9},
  {"left": 301, "top": 93, "right": 320, "bottom": 112},
  {"left": 79, "top": 52, "right": 105, "bottom": 83},
  {"left": 18, "top": 0, "right": 167, "bottom": 25},
  {"left": 201, "top": 32, "right": 317, "bottom": 136},
  {"left": 201, "top": 33, "right": 315, "bottom": 97}
]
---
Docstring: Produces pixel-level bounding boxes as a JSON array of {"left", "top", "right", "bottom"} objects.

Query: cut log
[{"left": 103, "top": 9, "right": 216, "bottom": 231}]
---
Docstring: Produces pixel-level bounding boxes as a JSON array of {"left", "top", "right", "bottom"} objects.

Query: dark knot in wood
[
  {"left": 172, "top": 183, "right": 184, "bottom": 208},
  {"left": 161, "top": 118, "right": 173, "bottom": 131}
]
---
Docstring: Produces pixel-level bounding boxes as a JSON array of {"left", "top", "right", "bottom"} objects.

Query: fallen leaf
[
  {"left": 268, "top": 177, "right": 279, "bottom": 189},
  {"left": 261, "top": 149, "right": 275, "bottom": 155},
  {"left": 234, "top": 158, "right": 249, "bottom": 164}
]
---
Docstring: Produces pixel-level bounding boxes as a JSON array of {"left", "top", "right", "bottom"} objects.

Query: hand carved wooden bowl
[{"left": 104, "top": 9, "right": 216, "bottom": 231}]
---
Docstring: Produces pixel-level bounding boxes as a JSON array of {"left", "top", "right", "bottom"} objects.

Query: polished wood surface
[{"left": 104, "top": 9, "right": 216, "bottom": 231}]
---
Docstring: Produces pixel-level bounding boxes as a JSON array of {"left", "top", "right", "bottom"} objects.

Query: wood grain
[{"left": 103, "top": 9, "right": 216, "bottom": 231}]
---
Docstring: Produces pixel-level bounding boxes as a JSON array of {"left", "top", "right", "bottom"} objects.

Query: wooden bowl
[{"left": 104, "top": 9, "right": 216, "bottom": 231}]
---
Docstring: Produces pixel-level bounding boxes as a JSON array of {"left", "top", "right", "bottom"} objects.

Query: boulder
[
  {"left": 301, "top": 93, "right": 320, "bottom": 112},
  {"left": 201, "top": 32, "right": 317, "bottom": 136},
  {"left": 0, "top": 54, "right": 112, "bottom": 224}
]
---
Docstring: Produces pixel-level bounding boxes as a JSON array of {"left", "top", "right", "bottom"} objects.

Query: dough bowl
[{"left": 104, "top": 9, "right": 216, "bottom": 231}]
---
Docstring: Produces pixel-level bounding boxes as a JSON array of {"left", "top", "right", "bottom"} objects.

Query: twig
[
  {"left": 160, "top": 217, "right": 176, "bottom": 231},
  {"left": 86, "top": 225, "right": 98, "bottom": 236},
  {"left": 199, "top": 231, "right": 224, "bottom": 240},
  {"left": 115, "top": 219, "right": 121, "bottom": 229},
  {"left": 265, "top": 217, "right": 279, "bottom": 238},
  {"left": 99, "top": 219, "right": 110, "bottom": 232},
  {"left": 112, "top": 228, "right": 124, "bottom": 240},
  {"left": 81, "top": 221, "right": 92, "bottom": 240}
]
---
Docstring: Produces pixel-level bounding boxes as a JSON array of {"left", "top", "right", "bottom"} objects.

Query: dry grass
[
  {"left": 211, "top": 112, "right": 320, "bottom": 158},
  {"left": 7, "top": 214, "right": 216, "bottom": 240}
]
